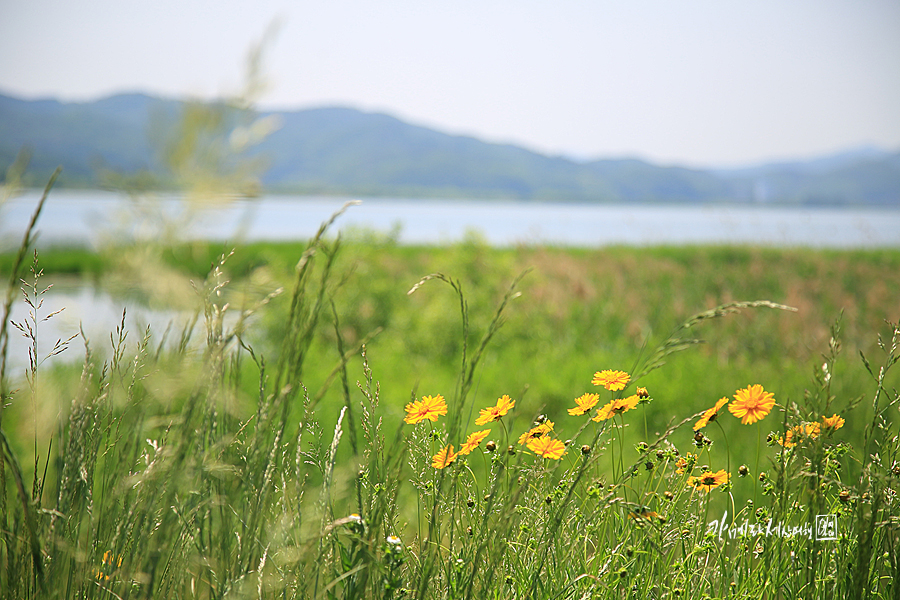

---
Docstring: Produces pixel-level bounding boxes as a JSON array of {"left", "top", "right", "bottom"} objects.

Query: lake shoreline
[{"left": 2, "top": 190, "right": 899, "bottom": 251}]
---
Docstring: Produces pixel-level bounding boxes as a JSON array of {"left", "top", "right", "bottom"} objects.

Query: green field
[{"left": 1, "top": 211, "right": 899, "bottom": 598}]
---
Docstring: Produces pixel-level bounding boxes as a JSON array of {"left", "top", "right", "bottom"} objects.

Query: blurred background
[
  {"left": 1, "top": 0, "right": 899, "bottom": 446},
  {"left": 1, "top": 0, "right": 899, "bottom": 196}
]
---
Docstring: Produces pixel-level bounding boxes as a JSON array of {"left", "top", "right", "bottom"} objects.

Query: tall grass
[{"left": 1, "top": 177, "right": 898, "bottom": 599}]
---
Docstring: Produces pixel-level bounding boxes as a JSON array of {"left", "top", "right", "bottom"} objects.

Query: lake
[
  {"left": 2, "top": 190, "right": 899, "bottom": 250},
  {"left": 2, "top": 190, "right": 899, "bottom": 371}
]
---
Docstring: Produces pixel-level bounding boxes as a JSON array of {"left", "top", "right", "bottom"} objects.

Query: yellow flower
[
  {"left": 432, "top": 445, "right": 458, "bottom": 469},
  {"left": 475, "top": 395, "right": 516, "bottom": 426},
  {"left": 568, "top": 393, "right": 600, "bottom": 416},
  {"left": 459, "top": 430, "right": 491, "bottom": 455},
  {"left": 404, "top": 394, "right": 448, "bottom": 425},
  {"left": 526, "top": 436, "right": 567, "bottom": 459},
  {"left": 591, "top": 369, "right": 630, "bottom": 391},
  {"left": 517, "top": 421, "right": 554, "bottom": 445},
  {"left": 96, "top": 551, "right": 123, "bottom": 581},
  {"left": 778, "top": 422, "right": 821, "bottom": 448},
  {"left": 592, "top": 395, "right": 640, "bottom": 421},
  {"left": 627, "top": 505, "right": 660, "bottom": 526},
  {"left": 689, "top": 469, "right": 729, "bottom": 492},
  {"left": 693, "top": 397, "right": 729, "bottom": 431},
  {"left": 675, "top": 452, "right": 697, "bottom": 474},
  {"left": 728, "top": 384, "right": 776, "bottom": 425},
  {"left": 821, "top": 414, "right": 845, "bottom": 430}
]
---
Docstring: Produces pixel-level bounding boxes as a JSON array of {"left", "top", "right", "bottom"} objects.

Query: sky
[{"left": 1, "top": 0, "right": 899, "bottom": 168}]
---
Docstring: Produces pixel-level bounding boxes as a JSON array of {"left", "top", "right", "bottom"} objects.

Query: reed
[{"left": 1, "top": 175, "right": 898, "bottom": 599}]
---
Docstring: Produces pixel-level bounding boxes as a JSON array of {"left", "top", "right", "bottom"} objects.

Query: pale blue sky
[{"left": 1, "top": 0, "right": 898, "bottom": 167}]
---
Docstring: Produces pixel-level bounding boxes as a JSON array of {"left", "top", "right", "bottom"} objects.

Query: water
[
  {"left": 2, "top": 190, "right": 899, "bottom": 371},
  {"left": 2, "top": 282, "right": 184, "bottom": 373},
  {"left": 2, "top": 190, "right": 899, "bottom": 250}
]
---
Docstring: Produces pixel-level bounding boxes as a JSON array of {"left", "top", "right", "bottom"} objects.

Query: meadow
[{"left": 1, "top": 183, "right": 899, "bottom": 599}]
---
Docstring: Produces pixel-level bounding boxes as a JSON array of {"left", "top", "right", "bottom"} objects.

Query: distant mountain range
[{"left": 2, "top": 91, "right": 898, "bottom": 205}]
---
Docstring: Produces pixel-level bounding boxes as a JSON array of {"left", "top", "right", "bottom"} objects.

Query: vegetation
[{"left": 1, "top": 177, "right": 899, "bottom": 599}]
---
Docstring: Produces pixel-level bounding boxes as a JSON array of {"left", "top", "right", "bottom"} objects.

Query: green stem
[
  {"left": 754, "top": 425, "right": 761, "bottom": 509},
  {"left": 715, "top": 419, "right": 735, "bottom": 530}
]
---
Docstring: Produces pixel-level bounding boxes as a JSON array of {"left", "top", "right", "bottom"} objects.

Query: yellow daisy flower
[
  {"left": 526, "top": 436, "right": 567, "bottom": 460},
  {"left": 627, "top": 505, "right": 660, "bottom": 526},
  {"left": 689, "top": 469, "right": 729, "bottom": 492},
  {"left": 475, "top": 395, "right": 516, "bottom": 426},
  {"left": 821, "top": 414, "right": 845, "bottom": 430},
  {"left": 568, "top": 393, "right": 600, "bottom": 416},
  {"left": 728, "top": 384, "right": 775, "bottom": 425},
  {"left": 432, "top": 445, "right": 458, "bottom": 469},
  {"left": 675, "top": 452, "right": 697, "bottom": 474},
  {"left": 517, "top": 421, "right": 554, "bottom": 445},
  {"left": 404, "top": 394, "right": 448, "bottom": 425},
  {"left": 592, "top": 395, "right": 640, "bottom": 421},
  {"left": 459, "top": 430, "right": 491, "bottom": 455},
  {"left": 693, "top": 397, "right": 729, "bottom": 431},
  {"left": 591, "top": 369, "right": 630, "bottom": 391},
  {"left": 96, "top": 551, "right": 123, "bottom": 581},
  {"left": 778, "top": 422, "right": 821, "bottom": 448}
]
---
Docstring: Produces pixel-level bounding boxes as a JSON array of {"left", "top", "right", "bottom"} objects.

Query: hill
[{"left": 1, "top": 91, "right": 898, "bottom": 205}]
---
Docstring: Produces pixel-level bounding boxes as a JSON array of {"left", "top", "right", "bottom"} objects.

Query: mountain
[{"left": 1, "top": 91, "right": 898, "bottom": 205}]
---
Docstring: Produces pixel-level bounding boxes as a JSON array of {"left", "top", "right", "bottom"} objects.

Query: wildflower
[
  {"left": 591, "top": 369, "right": 630, "bottom": 391},
  {"left": 636, "top": 387, "right": 649, "bottom": 398},
  {"left": 432, "top": 445, "right": 458, "bottom": 469},
  {"left": 693, "top": 397, "right": 729, "bottom": 431},
  {"left": 526, "top": 436, "right": 567, "bottom": 459},
  {"left": 777, "top": 425, "right": 800, "bottom": 448},
  {"left": 404, "top": 394, "right": 448, "bottom": 424},
  {"left": 728, "top": 384, "right": 776, "bottom": 425},
  {"left": 592, "top": 395, "right": 640, "bottom": 421},
  {"left": 778, "top": 422, "right": 821, "bottom": 447},
  {"left": 675, "top": 453, "right": 697, "bottom": 474},
  {"left": 96, "top": 551, "right": 122, "bottom": 581},
  {"left": 342, "top": 513, "right": 366, "bottom": 533},
  {"left": 568, "top": 392, "right": 600, "bottom": 416},
  {"left": 475, "top": 394, "right": 516, "bottom": 425},
  {"left": 627, "top": 505, "right": 659, "bottom": 526},
  {"left": 821, "top": 414, "right": 845, "bottom": 430},
  {"left": 689, "top": 469, "right": 730, "bottom": 492},
  {"left": 459, "top": 429, "right": 491, "bottom": 455},
  {"left": 517, "top": 420, "right": 554, "bottom": 445}
]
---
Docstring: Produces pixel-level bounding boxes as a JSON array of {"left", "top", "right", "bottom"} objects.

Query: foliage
[{"left": 1, "top": 179, "right": 899, "bottom": 599}]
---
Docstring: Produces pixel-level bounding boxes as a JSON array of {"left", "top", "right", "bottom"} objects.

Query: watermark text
[{"left": 706, "top": 511, "right": 837, "bottom": 541}]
